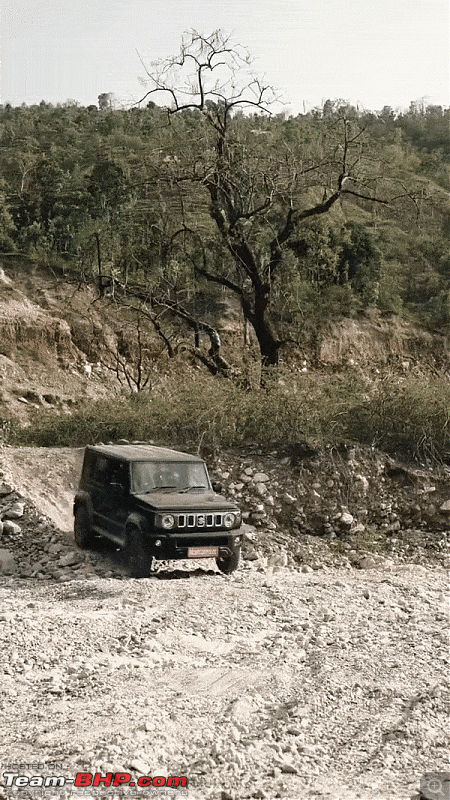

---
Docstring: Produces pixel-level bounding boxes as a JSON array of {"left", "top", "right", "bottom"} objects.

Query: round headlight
[
  {"left": 223, "top": 512, "right": 235, "bottom": 528},
  {"left": 161, "top": 514, "right": 175, "bottom": 530}
]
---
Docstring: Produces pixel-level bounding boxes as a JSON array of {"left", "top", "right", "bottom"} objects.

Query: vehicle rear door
[{"left": 90, "top": 456, "right": 131, "bottom": 541}]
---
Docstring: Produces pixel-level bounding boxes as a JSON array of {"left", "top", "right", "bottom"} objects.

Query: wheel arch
[
  {"left": 74, "top": 491, "right": 94, "bottom": 524},
  {"left": 125, "top": 512, "right": 150, "bottom": 532}
]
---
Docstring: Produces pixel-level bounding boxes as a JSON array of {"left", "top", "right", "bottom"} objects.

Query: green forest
[{"left": 1, "top": 33, "right": 449, "bottom": 458}]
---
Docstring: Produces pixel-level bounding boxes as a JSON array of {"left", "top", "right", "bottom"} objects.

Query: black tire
[
  {"left": 125, "top": 524, "right": 153, "bottom": 578},
  {"left": 216, "top": 547, "right": 240, "bottom": 575},
  {"left": 74, "top": 505, "right": 94, "bottom": 549}
]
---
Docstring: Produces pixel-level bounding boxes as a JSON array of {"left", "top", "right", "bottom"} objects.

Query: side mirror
[{"left": 212, "top": 481, "right": 223, "bottom": 493}]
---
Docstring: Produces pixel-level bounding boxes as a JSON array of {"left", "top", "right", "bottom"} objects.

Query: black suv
[{"left": 73, "top": 444, "right": 242, "bottom": 577}]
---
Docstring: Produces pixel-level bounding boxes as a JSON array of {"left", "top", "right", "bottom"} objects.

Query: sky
[{"left": 1, "top": 0, "right": 449, "bottom": 114}]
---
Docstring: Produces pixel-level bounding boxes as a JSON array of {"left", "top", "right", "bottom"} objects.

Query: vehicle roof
[{"left": 85, "top": 443, "right": 204, "bottom": 463}]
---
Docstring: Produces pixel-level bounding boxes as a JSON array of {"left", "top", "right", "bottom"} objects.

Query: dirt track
[{"left": 0, "top": 447, "right": 449, "bottom": 800}]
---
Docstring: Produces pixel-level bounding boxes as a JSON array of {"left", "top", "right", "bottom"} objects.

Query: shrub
[{"left": 9, "top": 368, "right": 450, "bottom": 464}]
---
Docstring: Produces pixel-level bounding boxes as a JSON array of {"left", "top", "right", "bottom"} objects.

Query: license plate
[{"left": 187, "top": 546, "right": 219, "bottom": 558}]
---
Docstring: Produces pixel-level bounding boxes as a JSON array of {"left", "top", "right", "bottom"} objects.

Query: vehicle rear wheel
[
  {"left": 125, "top": 524, "right": 153, "bottom": 578},
  {"left": 74, "top": 505, "right": 94, "bottom": 549},
  {"left": 216, "top": 546, "right": 240, "bottom": 574}
]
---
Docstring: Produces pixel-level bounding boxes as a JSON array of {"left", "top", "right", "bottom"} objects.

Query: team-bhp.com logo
[{"left": 2, "top": 772, "right": 188, "bottom": 790}]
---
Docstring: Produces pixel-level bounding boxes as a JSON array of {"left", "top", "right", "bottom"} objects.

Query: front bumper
[{"left": 149, "top": 531, "right": 242, "bottom": 560}]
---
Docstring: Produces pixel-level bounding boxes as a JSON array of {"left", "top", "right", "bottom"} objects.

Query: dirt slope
[{"left": 0, "top": 446, "right": 84, "bottom": 532}]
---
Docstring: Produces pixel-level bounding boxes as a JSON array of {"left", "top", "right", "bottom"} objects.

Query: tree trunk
[
  {"left": 242, "top": 287, "right": 281, "bottom": 366},
  {"left": 251, "top": 315, "right": 281, "bottom": 366}
]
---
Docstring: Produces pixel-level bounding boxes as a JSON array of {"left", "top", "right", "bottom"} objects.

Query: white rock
[
  {"left": 255, "top": 483, "right": 267, "bottom": 496},
  {"left": 268, "top": 552, "right": 288, "bottom": 567},
  {"left": 126, "top": 758, "right": 150, "bottom": 775},
  {"left": 356, "top": 474, "right": 369, "bottom": 494},
  {"left": 4, "top": 502, "right": 25, "bottom": 519},
  {"left": 228, "top": 697, "right": 255, "bottom": 722},
  {"left": 58, "top": 552, "right": 81, "bottom": 567},
  {"left": 283, "top": 493, "right": 297, "bottom": 504},
  {"left": 352, "top": 522, "right": 366, "bottom": 533},
  {"left": 2, "top": 520, "right": 21, "bottom": 535},
  {"left": 253, "top": 473, "right": 270, "bottom": 483},
  {"left": 339, "top": 512, "right": 354, "bottom": 527}
]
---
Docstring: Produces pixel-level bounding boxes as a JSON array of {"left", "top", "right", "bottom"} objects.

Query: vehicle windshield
[{"left": 131, "top": 461, "right": 210, "bottom": 494}]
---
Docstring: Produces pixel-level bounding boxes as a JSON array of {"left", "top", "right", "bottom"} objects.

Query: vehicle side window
[
  {"left": 81, "top": 451, "right": 95, "bottom": 483},
  {"left": 109, "top": 462, "right": 129, "bottom": 491},
  {"left": 93, "top": 456, "right": 112, "bottom": 486}
]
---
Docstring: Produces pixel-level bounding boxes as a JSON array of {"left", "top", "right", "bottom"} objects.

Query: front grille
[{"left": 176, "top": 513, "right": 223, "bottom": 529}]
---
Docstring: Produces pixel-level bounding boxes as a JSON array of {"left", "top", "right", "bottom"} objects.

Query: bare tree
[
  {"left": 98, "top": 313, "right": 152, "bottom": 392},
  {"left": 138, "top": 30, "right": 390, "bottom": 366}
]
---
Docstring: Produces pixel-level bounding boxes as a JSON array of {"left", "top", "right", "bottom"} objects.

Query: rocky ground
[{"left": 0, "top": 444, "right": 449, "bottom": 800}]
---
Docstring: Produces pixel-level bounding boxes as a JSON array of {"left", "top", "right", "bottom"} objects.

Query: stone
[
  {"left": 0, "top": 549, "right": 17, "bottom": 574},
  {"left": 339, "top": 512, "right": 354, "bottom": 527},
  {"left": 352, "top": 522, "right": 366, "bottom": 534},
  {"left": 2, "top": 520, "right": 21, "bottom": 535},
  {"left": 359, "top": 557, "right": 377, "bottom": 570},
  {"left": 255, "top": 483, "right": 268, "bottom": 496},
  {"left": 283, "top": 493, "right": 297, "bottom": 504},
  {"left": 58, "top": 551, "right": 81, "bottom": 567},
  {"left": 4, "top": 502, "right": 25, "bottom": 519},
  {"left": 253, "top": 473, "right": 270, "bottom": 483},
  {"left": 439, "top": 500, "right": 450, "bottom": 513},
  {"left": 46, "top": 542, "right": 63, "bottom": 554},
  {"left": 268, "top": 552, "right": 288, "bottom": 568},
  {"left": 0, "top": 482, "right": 13, "bottom": 496},
  {"left": 228, "top": 697, "right": 255, "bottom": 722}
]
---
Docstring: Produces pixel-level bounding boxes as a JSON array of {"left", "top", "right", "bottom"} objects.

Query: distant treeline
[{"left": 0, "top": 98, "right": 448, "bottom": 330}]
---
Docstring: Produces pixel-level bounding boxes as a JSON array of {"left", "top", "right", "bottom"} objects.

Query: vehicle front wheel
[
  {"left": 125, "top": 524, "right": 153, "bottom": 578},
  {"left": 216, "top": 547, "right": 240, "bottom": 575},
  {"left": 74, "top": 505, "right": 94, "bottom": 549}
]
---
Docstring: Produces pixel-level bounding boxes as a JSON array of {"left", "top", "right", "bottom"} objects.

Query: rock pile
[
  {"left": 0, "top": 443, "right": 448, "bottom": 580},
  {"left": 0, "top": 476, "right": 124, "bottom": 580},
  {"left": 209, "top": 443, "right": 449, "bottom": 569}
]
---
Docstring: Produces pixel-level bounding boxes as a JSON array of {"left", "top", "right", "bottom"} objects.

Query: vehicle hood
[{"left": 134, "top": 490, "right": 239, "bottom": 512}]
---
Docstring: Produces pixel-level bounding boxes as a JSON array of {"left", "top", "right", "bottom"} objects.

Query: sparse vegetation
[{"left": 7, "top": 366, "right": 450, "bottom": 466}]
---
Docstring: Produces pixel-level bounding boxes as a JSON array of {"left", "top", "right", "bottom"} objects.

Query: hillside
[{"left": 1, "top": 258, "right": 449, "bottom": 425}]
